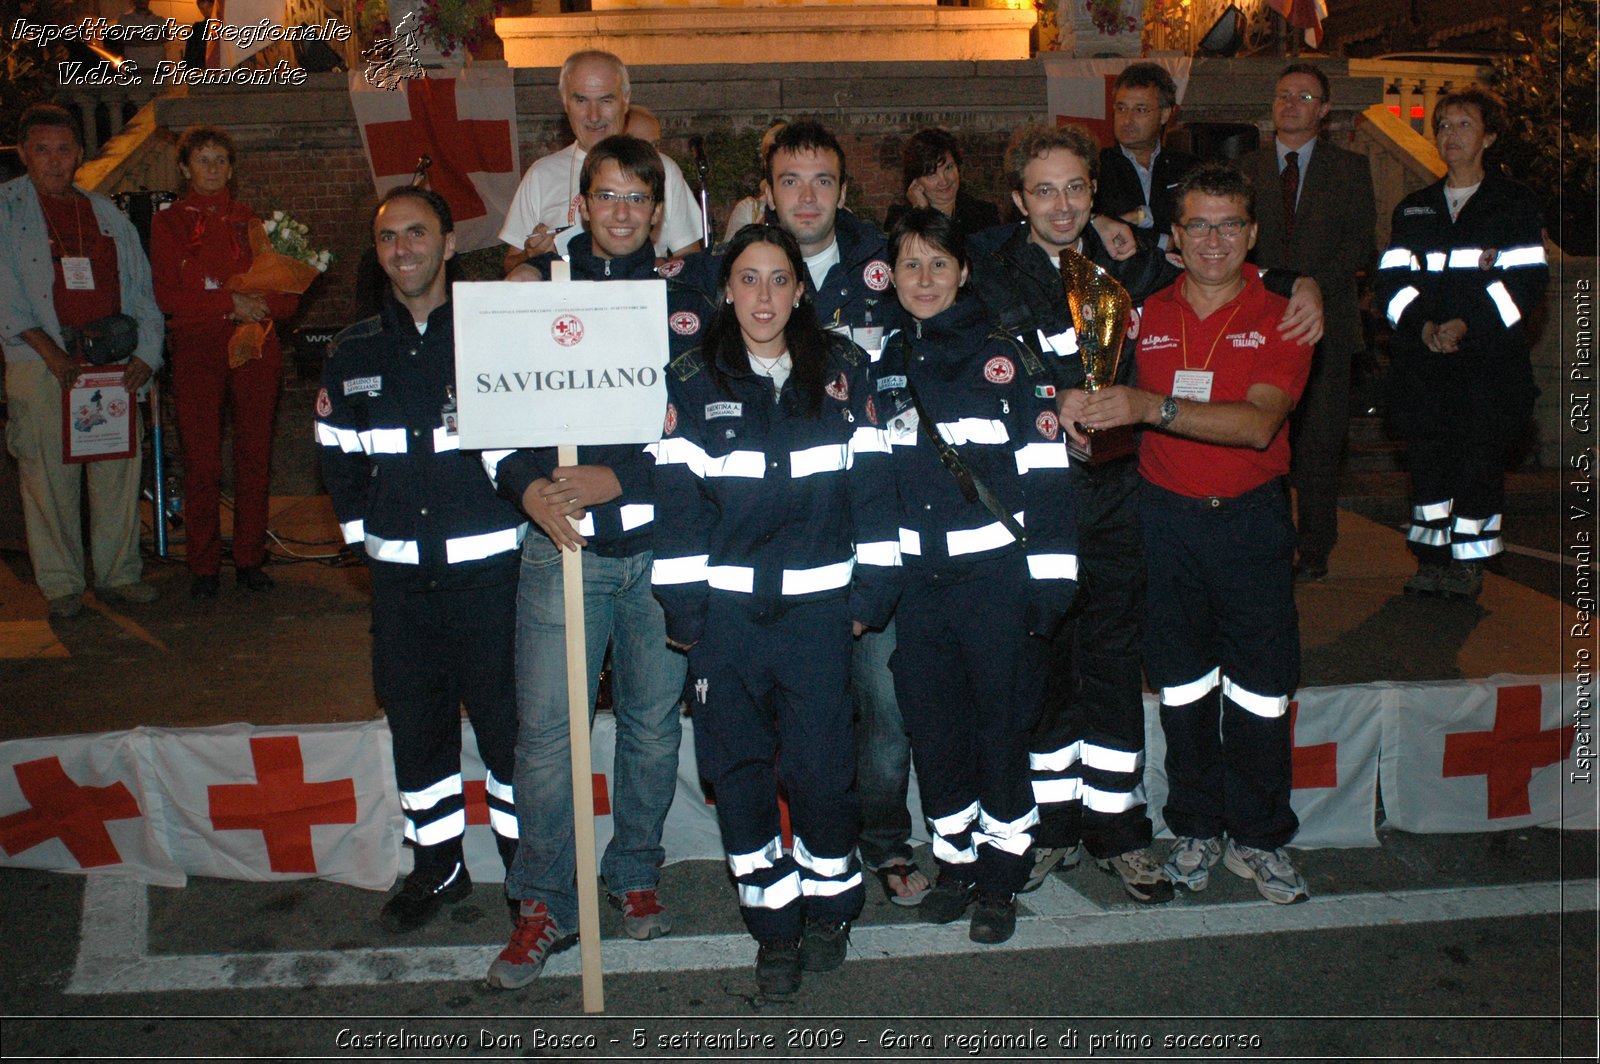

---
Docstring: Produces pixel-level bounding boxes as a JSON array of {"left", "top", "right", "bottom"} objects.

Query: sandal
[{"left": 873, "top": 860, "right": 930, "bottom": 907}]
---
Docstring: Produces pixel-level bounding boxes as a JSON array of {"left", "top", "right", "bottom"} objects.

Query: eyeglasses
[
  {"left": 588, "top": 191, "right": 654, "bottom": 207},
  {"left": 1275, "top": 91, "right": 1322, "bottom": 105},
  {"left": 1024, "top": 181, "right": 1092, "bottom": 203},
  {"left": 1178, "top": 218, "right": 1249, "bottom": 238}
]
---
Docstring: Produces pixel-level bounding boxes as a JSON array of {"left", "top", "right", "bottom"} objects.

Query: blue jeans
[
  {"left": 853, "top": 619, "right": 914, "bottom": 869},
  {"left": 505, "top": 534, "right": 686, "bottom": 931}
]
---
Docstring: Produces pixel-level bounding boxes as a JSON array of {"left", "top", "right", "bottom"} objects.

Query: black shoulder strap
[{"left": 903, "top": 378, "right": 1026, "bottom": 546}]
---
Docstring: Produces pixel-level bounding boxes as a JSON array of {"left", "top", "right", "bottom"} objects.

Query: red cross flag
[
  {"left": 1041, "top": 56, "right": 1194, "bottom": 148},
  {"left": 349, "top": 67, "right": 520, "bottom": 253},
  {"left": 1267, "top": 0, "right": 1328, "bottom": 49},
  {"left": 1143, "top": 685, "right": 1382, "bottom": 848},
  {"left": 0, "top": 736, "right": 184, "bottom": 885},
  {"left": 150, "top": 721, "right": 401, "bottom": 889},
  {"left": 1380, "top": 676, "right": 1592, "bottom": 833}
]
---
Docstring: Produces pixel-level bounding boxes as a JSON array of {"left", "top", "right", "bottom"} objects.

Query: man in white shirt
[{"left": 500, "top": 50, "right": 703, "bottom": 277}]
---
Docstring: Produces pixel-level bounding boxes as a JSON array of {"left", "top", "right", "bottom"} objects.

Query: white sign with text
[{"left": 452, "top": 279, "right": 669, "bottom": 450}]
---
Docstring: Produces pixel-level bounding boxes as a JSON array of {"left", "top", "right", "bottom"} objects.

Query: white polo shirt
[{"left": 498, "top": 143, "right": 704, "bottom": 258}]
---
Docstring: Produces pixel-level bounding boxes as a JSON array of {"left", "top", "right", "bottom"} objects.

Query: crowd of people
[{"left": 0, "top": 48, "right": 1548, "bottom": 999}]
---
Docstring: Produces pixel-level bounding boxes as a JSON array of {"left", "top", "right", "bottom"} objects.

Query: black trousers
[
  {"left": 1032, "top": 457, "right": 1152, "bottom": 859},
  {"left": 1289, "top": 341, "right": 1356, "bottom": 565},
  {"left": 688, "top": 596, "right": 864, "bottom": 943},
  {"left": 1389, "top": 350, "right": 1535, "bottom": 564},
  {"left": 1140, "top": 479, "right": 1300, "bottom": 851},
  {"left": 371, "top": 572, "right": 520, "bottom": 872},
  {"left": 894, "top": 553, "right": 1045, "bottom": 896}
]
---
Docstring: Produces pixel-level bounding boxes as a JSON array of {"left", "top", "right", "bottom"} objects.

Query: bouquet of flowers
[
  {"left": 226, "top": 211, "right": 331, "bottom": 368},
  {"left": 263, "top": 211, "right": 334, "bottom": 274}
]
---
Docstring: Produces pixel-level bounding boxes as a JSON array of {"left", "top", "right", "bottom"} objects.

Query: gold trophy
[{"left": 1061, "top": 248, "right": 1136, "bottom": 465}]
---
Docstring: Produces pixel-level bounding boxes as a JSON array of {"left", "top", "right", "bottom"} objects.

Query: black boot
[{"left": 380, "top": 845, "right": 472, "bottom": 932}]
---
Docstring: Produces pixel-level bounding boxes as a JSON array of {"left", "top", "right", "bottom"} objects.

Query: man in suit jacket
[
  {"left": 1236, "top": 63, "right": 1375, "bottom": 581},
  {"left": 1096, "top": 63, "right": 1198, "bottom": 252}
]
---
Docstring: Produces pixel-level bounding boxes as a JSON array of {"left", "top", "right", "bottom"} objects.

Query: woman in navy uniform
[
  {"left": 877, "top": 208, "right": 1078, "bottom": 944},
  {"left": 651, "top": 224, "right": 900, "bottom": 995},
  {"left": 1375, "top": 88, "right": 1549, "bottom": 601}
]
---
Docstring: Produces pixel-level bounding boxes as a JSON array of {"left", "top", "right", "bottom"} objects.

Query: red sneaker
[
  {"left": 610, "top": 888, "right": 673, "bottom": 940},
  {"left": 485, "top": 901, "right": 576, "bottom": 989}
]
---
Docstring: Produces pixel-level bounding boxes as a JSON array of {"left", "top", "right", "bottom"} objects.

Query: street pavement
[{"left": 0, "top": 496, "right": 1595, "bottom": 1062}]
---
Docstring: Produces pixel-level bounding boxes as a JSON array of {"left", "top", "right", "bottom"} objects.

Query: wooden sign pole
[
  {"left": 545, "top": 259, "right": 604, "bottom": 1014},
  {"left": 559, "top": 440, "right": 604, "bottom": 1014}
]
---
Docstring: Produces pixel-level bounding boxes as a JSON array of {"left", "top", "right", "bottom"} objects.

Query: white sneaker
[
  {"left": 1162, "top": 835, "right": 1223, "bottom": 892},
  {"left": 1224, "top": 840, "right": 1309, "bottom": 904}
]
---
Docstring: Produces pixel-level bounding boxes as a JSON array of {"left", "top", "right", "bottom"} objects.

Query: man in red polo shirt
[{"left": 1070, "top": 163, "right": 1313, "bottom": 905}]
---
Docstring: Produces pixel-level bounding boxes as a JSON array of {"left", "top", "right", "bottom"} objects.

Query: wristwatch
[{"left": 1158, "top": 395, "right": 1179, "bottom": 429}]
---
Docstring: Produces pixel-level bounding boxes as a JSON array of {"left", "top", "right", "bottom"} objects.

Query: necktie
[{"left": 1281, "top": 150, "right": 1300, "bottom": 236}]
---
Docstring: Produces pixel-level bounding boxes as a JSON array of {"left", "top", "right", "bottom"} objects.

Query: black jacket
[
  {"left": 1095, "top": 145, "right": 1199, "bottom": 248},
  {"left": 317, "top": 294, "right": 527, "bottom": 588},
  {"left": 1374, "top": 172, "right": 1548, "bottom": 361},
  {"left": 652, "top": 333, "right": 900, "bottom": 645},
  {"left": 967, "top": 222, "right": 1175, "bottom": 391},
  {"left": 876, "top": 295, "right": 1077, "bottom": 633},
  {"left": 678, "top": 209, "right": 905, "bottom": 340}
]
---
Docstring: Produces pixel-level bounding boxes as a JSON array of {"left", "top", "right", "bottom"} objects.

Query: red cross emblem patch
[
  {"left": 670, "top": 311, "right": 700, "bottom": 336},
  {"left": 984, "top": 356, "right": 1015, "bottom": 384},
  {"left": 863, "top": 260, "right": 891, "bottom": 291}
]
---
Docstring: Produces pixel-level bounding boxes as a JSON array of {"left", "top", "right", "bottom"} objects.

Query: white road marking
[
  {"left": 67, "top": 874, "right": 1596, "bottom": 995},
  {"left": 1503, "top": 542, "right": 1580, "bottom": 567}
]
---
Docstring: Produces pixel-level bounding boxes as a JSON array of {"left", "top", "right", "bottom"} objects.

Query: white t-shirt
[
  {"left": 498, "top": 143, "right": 705, "bottom": 258},
  {"left": 803, "top": 239, "right": 841, "bottom": 293}
]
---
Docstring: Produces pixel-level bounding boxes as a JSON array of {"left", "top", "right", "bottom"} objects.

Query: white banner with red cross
[
  {"left": 140, "top": 722, "right": 400, "bottom": 889},
  {"left": 0, "top": 676, "right": 1590, "bottom": 888},
  {"left": 1379, "top": 675, "right": 1594, "bottom": 833},
  {"left": 0, "top": 731, "right": 184, "bottom": 887},
  {"left": 1041, "top": 55, "right": 1195, "bottom": 149},
  {"left": 348, "top": 67, "right": 520, "bottom": 254}
]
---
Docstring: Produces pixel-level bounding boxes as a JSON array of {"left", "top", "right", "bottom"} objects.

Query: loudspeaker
[{"left": 1199, "top": 5, "right": 1246, "bottom": 57}]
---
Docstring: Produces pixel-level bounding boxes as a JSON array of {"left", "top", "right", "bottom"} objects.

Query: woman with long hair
[{"left": 651, "top": 224, "right": 900, "bottom": 995}]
